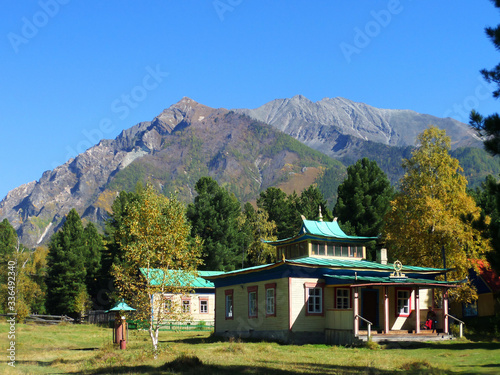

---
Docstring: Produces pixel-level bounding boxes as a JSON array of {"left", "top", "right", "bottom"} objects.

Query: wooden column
[
  {"left": 384, "top": 286, "right": 389, "bottom": 334},
  {"left": 353, "top": 287, "right": 359, "bottom": 337},
  {"left": 443, "top": 289, "right": 449, "bottom": 334},
  {"left": 415, "top": 287, "right": 420, "bottom": 334}
]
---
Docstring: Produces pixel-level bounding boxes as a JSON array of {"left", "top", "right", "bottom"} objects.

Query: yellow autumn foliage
[{"left": 383, "top": 126, "right": 491, "bottom": 302}]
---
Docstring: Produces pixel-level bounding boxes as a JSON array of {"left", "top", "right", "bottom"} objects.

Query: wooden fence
[
  {"left": 25, "top": 314, "right": 74, "bottom": 324},
  {"left": 86, "top": 310, "right": 113, "bottom": 325}
]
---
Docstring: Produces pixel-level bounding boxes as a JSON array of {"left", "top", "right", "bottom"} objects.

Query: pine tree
[
  {"left": 0, "top": 220, "right": 47, "bottom": 319},
  {"left": 82, "top": 222, "right": 103, "bottom": 302},
  {"left": 46, "top": 209, "right": 87, "bottom": 316},
  {"left": 187, "top": 177, "right": 247, "bottom": 271},
  {"left": 334, "top": 158, "right": 394, "bottom": 237},
  {"left": 241, "top": 203, "right": 277, "bottom": 266},
  {"left": 297, "top": 185, "right": 333, "bottom": 222},
  {"left": 470, "top": 0, "right": 500, "bottom": 155},
  {"left": 257, "top": 187, "right": 300, "bottom": 239},
  {"left": 470, "top": 175, "right": 500, "bottom": 272}
]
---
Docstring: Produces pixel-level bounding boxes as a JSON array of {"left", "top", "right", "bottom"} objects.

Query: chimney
[{"left": 378, "top": 248, "right": 388, "bottom": 265}]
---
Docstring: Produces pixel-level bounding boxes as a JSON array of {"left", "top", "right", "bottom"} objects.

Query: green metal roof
[
  {"left": 202, "top": 257, "right": 449, "bottom": 281},
  {"left": 107, "top": 299, "right": 136, "bottom": 312},
  {"left": 264, "top": 219, "right": 377, "bottom": 245},
  {"left": 287, "top": 257, "right": 447, "bottom": 273},
  {"left": 201, "top": 263, "right": 281, "bottom": 279},
  {"left": 139, "top": 268, "right": 224, "bottom": 288},
  {"left": 303, "top": 220, "right": 376, "bottom": 240},
  {"left": 323, "top": 274, "right": 460, "bottom": 285}
]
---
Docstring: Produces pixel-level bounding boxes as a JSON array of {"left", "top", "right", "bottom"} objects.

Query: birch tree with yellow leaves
[
  {"left": 111, "top": 185, "right": 202, "bottom": 353},
  {"left": 383, "top": 126, "right": 491, "bottom": 302}
]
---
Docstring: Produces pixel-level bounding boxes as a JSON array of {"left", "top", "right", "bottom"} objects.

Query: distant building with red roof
[{"left": 451, "top": 260, "right": 500, "bottom": 318}]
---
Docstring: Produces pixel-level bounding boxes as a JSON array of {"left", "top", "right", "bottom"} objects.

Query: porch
[
  {"left": 356, "top": 329, "right": 454, "bottom": 343},
  {"left": 323, "top": 269, "right": 463, "bottom": 346},
  {"left": 325, "top": 329, "right": 455, "bottom": 345}
]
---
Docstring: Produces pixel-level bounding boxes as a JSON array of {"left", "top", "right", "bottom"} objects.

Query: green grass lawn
[{"left": 0, "top": 322, "right": 499, "bottom": 374}]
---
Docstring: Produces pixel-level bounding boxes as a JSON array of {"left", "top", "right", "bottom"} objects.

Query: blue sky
[{"left": 0, "top": 1, "right": 499, "bottom": 199}]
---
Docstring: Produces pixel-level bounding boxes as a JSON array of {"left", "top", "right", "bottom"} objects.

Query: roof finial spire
[{"left": 319, "top": 206, "right": 323, "bottom": 221}]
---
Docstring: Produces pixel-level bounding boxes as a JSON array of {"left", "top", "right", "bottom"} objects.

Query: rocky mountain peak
[
  {"left": 235, "top": 95, "right": 480, "bottom": 150},
  {"left": 0, "top": 95, "right": 488, "bottom": 249},
  {"left": 150, "top": 97, "right": 216, "bottom": 135}
]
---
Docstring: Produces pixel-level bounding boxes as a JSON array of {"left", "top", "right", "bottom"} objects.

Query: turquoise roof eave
[
  {"left": 139, "top": 268, "right": 224, "bottom": 288},
  {"left": 286, "top": 257, "right": 449, "bottom": 273},
  {"left": 323, "top": 274, "right": 462, "bottom": 287},
  {"left": 202, "top": 257, "right": 450, "bottom": 281},
  {"left": 107, "top": 299, "right": 136, "bottom": 312},
  {"left": 263, "top": 219, "right": 378, "bottom": 246}
]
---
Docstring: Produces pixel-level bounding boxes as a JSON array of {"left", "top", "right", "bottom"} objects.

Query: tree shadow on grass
[
  {"left": 75, "top": 363, "right": 397, "bottom": 375},
  {"left": 382, "top": 341, "right": 500, "bottom": 351},
  {"left": 70, "top": 347, "right": 99, "bottom": 351},
  {"left": 16, "top": 358, "right": 82, "bottom": 367},
  {"left": 73, "top": 356, "right": 460, "bottom": 375}
]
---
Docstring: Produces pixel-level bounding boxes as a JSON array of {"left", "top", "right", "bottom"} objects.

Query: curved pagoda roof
[{"left": 264, "top": 219, "right": 378, "bottom": 246}]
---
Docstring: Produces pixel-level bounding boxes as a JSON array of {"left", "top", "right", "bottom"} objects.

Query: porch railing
[
  {"left": 446, "top": 314, "right": 465, "bottom": 338},
  {"left": 356, "top": 314, "right": 374, "bottom": 340}
]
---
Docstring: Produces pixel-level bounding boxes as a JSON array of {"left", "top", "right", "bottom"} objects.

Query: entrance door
[{"left": 361, "top": 289, "right": 379, "bottom": 328}]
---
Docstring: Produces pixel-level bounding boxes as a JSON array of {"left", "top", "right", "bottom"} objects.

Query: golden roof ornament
[{"left": 390, "top": 260, "right": 406, "bottom": 279}]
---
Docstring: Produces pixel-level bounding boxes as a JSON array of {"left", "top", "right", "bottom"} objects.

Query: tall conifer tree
[
  {"left": 187, "top": 177, "right": 247, "bottom": 271},
  {"left": 334, "top": 158, "right": 394, "bottom": 237},
  {"left": 46, "top": 209, "right": 89, "bottom": 316}
]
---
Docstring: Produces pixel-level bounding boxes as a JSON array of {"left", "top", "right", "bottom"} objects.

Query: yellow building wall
[
  {"left": 388, "top": 287, "right": 435, "bottom": 331},
  {"left": 215, "top": 278, "right": 289, "bottom": 333},
  {"left": 289, "top": 277, "right": 326, "bottom": 332},
  {"left": 325, "top": 286, "right": 353, "bottom": 330},
  {"left": 478, "top": 293, "right": 496, "bottom": 317},
  {"left": 154, "top": 292, "right": 216, "bottom": 323},
  {"left": 451, "top": 292, "right": 497, "bottom": 318}
]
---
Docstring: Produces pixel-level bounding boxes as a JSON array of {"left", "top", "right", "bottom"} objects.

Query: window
[
  {"left": 335, "top": 245, "right": 341, "bottom": 256},
  {"left": 265, "top": 283, "right": 276, "bottom": 316},
  {"left": 248, "top": 286, "right": 258, "bottom": 318},
  {"left": 163, "top": 297, "right": 172, "bottom": 313},
  {"left": 199, "top": 298, "right": 208, "bottom": 314},
  {"left": 312, "top": 242, "right": 326, "bottom": 256},
  {"left": 396, "top": 289, "right": 411, "bottom": 317},
  {"left": 225, "top": 290, "right": 233, "bottom": 319},
  {"left": 327, "top": 244, "right": 334, "bottom": 256},
  {"left": 305, "top": 283, "right": 324, "bottom": 315},
  {"left": 182, "top": 298, "right": 191, "bottom": 313},
  {"left": 463, "top": 301, "right": 478, "bottom": 317},
  {"left": 335, "top": 288, "right": 350, "bottom": 309}
]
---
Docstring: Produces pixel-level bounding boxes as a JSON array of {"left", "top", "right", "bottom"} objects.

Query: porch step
[{"left": 357, "top": 331, "right": 455, "bottom": 343}]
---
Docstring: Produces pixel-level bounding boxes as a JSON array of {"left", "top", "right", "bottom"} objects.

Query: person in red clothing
[{"left": 425, "top": 306, "right": 437, "bottom": 332}]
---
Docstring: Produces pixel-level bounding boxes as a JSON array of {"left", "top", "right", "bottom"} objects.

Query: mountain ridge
[
  {"left": 0, "top": 97, "right": 342, "bottom": 248},
  {"left": 234, "top": 95, "right": 481, "bottom": 156},
  {"left": 1, "top": 95, "right": 496, "bottom": 249}
]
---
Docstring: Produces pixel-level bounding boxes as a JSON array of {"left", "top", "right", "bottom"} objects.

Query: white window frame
[
  {"left": 396, "top": 289, "right": 410, "bottom": 316},
  {"left": 307, "top": 287, "right": 323, "bottom": 314},
  {"left": 225, "top": 291, "right": 233, "bottom": 319},
  {"left": 266, "top": 287, "right": 275, "bottom": 315},
  {"left": 336, "top": 288, "right": 350, "bottom": 309},
  {"left": 248, "top": 288, "right": 258, "bottom": 318},
  {"left": 200, "top": 298, "right": 208, "bottom": 314}
]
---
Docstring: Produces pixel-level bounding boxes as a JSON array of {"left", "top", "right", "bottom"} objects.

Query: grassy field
[{"left": 0, "top": 322, "right": 499, "bottom": 374}]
